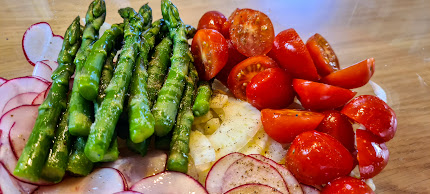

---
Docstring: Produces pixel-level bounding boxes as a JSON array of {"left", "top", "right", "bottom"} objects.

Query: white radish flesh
[
  {"left": 2, "top": 92, "right": 39, "bottom": 115},
  {"left": 102, "top": 150, "right": 167, "bottom": 187},
  {"left": 22, "top": 22, "right": 63, "bottom": 66},
  {"left": 34, "top": 168, "right": 126, "bottom": 193},
  {"left": 130, "top": 171, "right": 208, "bottom": 194},
  {"left": 224, "top": 183, "right": 283, "bottom": 194},
  {"left": 221, "top": 156, "right": 288, "bottom": 194},
  {"left": 8, "top": 106, "right": 39, "bottom": 158},
  {"left": 0, "top": 162, "right": 38, "bottom": 194},
  {"left": 205, "top": 152, "right": 245, "bottom": 194},
  {"left": 40, "top": 60, "right": 58, "bottom": 70},
  {"left": 0, "top": 77, "right": 6, "bottom": 86},
  {"left": 32, "top": 90, "right": 47, "bottom": 105},
  {"left": 301, "top": 184, "right": 321, "bottom": 194},
  {"left": 249, "top": 154, "right": 303, "bottom": 194},
  {"left": 32, "top": 61, "right": 53, "bottom": 82}
]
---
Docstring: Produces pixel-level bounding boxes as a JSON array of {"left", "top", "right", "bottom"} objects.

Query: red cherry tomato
[
  {"left": 261, "top": 109, "right": 325, "bottom": 143},
  {"left": 286, "top": 131, "right": 354, "bottom": 185},
  {"left": 197, "top": 11, "right": 227, "bottom": 33},
  {"left": 306, "top": 33, "right": 340, "bottom": 77},
  {"left": 246, "top": 68, "right": 295, "bottom": 110},
  {"left": 321, "top": 58, "right": 375, "bottom": 89},
  {"left": 271, "top": 28, "right": 319, "bottom": 81},
  {"left": 341, "top": 95, "right": 397, "bottom": 141},
  {"left": 321, "top": 176, "right": 375, "bottom": 194},
  {"left": 191, "top": 29, "right": 229, "bottom": 81},
  {"left": 221, "top": 8, "right": 241, "bottom": 39},
  {"left": 229, "top": 8, "right": 275, "bottom": 57},
  {"left": 356, "top": 129, "right": 389, "bottom": 179},
  {"left": 227, "top": 56, "right": 277, "bottom": 100},
  {"left": 293, "top": 79, "right": 357, "bottom": 111},
  {"left": 215, "top": 39, "right": 247, "bottom": 85},
  {"left": 316, "top": 110, "right": 355, "bottom": 153}
]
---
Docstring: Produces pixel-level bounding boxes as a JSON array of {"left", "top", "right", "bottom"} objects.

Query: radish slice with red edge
[
  {"left": 221, "top": 155, "right": 289, "bottom": 194},
  {"left": 0, "top": 77, "right": 6, "bottom": 86},
  {"left": 102, "top": 149, "right": 167, "bottom": 187},
  {"left": 8, "top": 106, "right": 38, "bottom": 158},
  {"left": 0, "top": 76, "right": 49, "bottom": 116},
  {"left": 0, "top": 162, "right": 39, "bottom": 194},
  {"left": 33, "top": 61, "right": 53, "bottom": 82},
  {"left": 206, "top": 152, "right": 245, "bottom": 194},
  {"left": 0, "top": 105, "right": 52, "bottom": 185},
  {"left": 224, "top": 183, "right": 283, "bottom": 194},
  {"left": 1, "top": 92, "right": 39, "bottom": 115},
  {"left": 130, "top": 171, "right": 208, "bottom": 194},
  {"left": 301, "top": 184, "right": 321, "bottom": 194},
  {"left": 32, "top": 90, "right": 47, "bottom": 105},
  {"left": 22, "top": 22, "right": 63, "bottom": 66},
  {"left": 114, "top": 191, "right": 143, "bottom": 194},
  {"left": 249, "top": 154, "right": 303, "bottom": 194},
  {"left": 34, "top": 168, "right": 126, "bottom": 193},
  {"left": 40, "top": 60, "right": 58, "bottom": 71}
]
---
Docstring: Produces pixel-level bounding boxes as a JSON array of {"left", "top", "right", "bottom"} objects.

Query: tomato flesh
[
  {"left": 316, "top": 110, "right": 355, "bottom": 153},
  {"left": 191, "top": 29, "right": 229, "bottom": 81},
  {"left": 261, "top": 109, "right": 325, "bottom": 143},
  {"left": 229, "top": 8, "right": 275, "bottom": 57},
  {"left": 215, "top": 39, "right": 247, "bottom": 85},
  {"left": 286, "top": 131, "right": 354, "bottom": 185},
  {"left": 321, "top": 58, "right": 375, "bottom": 89},
  {"left": 321, "top": 176, "right": 375, "bottom": 194},
  {"left": 293, "top": 79, "right": 357, "bottom": 111},
  {"left": 306, "top": 33, "right": 340, "bottom": 77},
  {"left": 356, "top": 129, "right": 389, "bottom": 179},
  {"left": 227, "top": 55, "right": 277, "bottom": 100},
  {"left": 341, "top": 95, "right": 397, "bottom": 141},
  {"left": 246, "top": 68, "right": 295, "bottom": 110},
  {"left": 197, "top": 11, "right": 227, "bottom": 33},
  {"left": 271, "top": 28, "right": 319, "bottom": 81},
  {"left": 221, "top": 8, "right": 241, "bottom": 39}
]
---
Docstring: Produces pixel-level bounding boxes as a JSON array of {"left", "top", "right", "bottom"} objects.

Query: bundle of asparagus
[{"left": 13, "top": 0, "right": 208, "bottom": 183}]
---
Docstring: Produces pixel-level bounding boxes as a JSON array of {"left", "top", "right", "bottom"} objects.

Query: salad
[{"left": 0, "top": 0, "right": 397, "bottom": 193}]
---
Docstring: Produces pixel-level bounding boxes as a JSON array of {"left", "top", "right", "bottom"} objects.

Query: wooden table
[{"left": 0, "top": 0, "right": 429, "bottom": 193}]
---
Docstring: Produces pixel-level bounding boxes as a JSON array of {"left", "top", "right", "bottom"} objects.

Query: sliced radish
[
  {"left": 0, "top": 77, "right": 6, "bottom": 86},
  {"left": 0, "top": 76, "right": 49, "bottom": 116},
  {"left": 301, "top": 184, "right": 321, "bottom": 194},
  {"left": 8, "top": 106, "right": 39, "bottom": 158},
  {"left": 33, "top": 61, "right": 53, "bottom": 82},
  {"left": 0, "top": 105, "right": 52, "bottom": 185},
  {"left": 206, "top": 152, "right": 245, "bottom": 194},
  {"left": 32, "top": 90, "right": 47, "bottom": 105},
  {"left": 130, "top": 171, "right": 208, "bottom": 194},
  {"left": 0, "top": 162, "right": 39, "bottom": 194},
  {"left": 249, "top": 154, "right": 303, "bottom": 194},
  {"left": 2, "top": 92, "right": 39, "bottom": 115},
  {"left": 44, "top": 83, "right": 52, "bottom": 99},
  {"left": 225, "top": 183, "right": 283, "bottom": 194},
  {"left": 22, "top": 22, "right": 63, "bottom": 66},
  {"left": 221, "top": 155, "right": 288, "bottom": 194},
  {"left": 40, "top": 60, "right": 59, "bottom": 71},
  {"left": 102, "top": 149, "right": 167, "bottom": 187},
  {"left": 114, "top": 191, "right": 143, "bottom": 194},
  {"left": 34, "top": 168, "right": 126, "bottom": 193}
]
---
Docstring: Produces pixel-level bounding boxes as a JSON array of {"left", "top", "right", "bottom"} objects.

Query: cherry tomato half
[
  {"left": 341, "top": 95, "right": 397, "bottom": 141},
  {"left": 356, "top": 129, "right": 389, "bottom": 179},
  {"left": 321, "top": 176, "right": 375, "bottom": 194},
  {"left": 271, "top": 28, "right": 319, "bottom": 81},
  {"left": 221, "top": 8, "right": 241, "bottom": 39},
  {"left": 286, "top": 131, "right": 354, "bottom": 185},
  {"left": 215, "top": 39, "right": 247, "bottom": 85},
  {"left": 293, "top": 79, "right": 357, "bottom": 111},
  {"left": 227, "top": 55, "right": 277, "bottom": 100},
  {"left": 321, "top": 58, "right": 375, "bottom": 89},
  {"left": 316, "top": 110, "right": 355, "bottom": 153},
  {"left": 261, "top": 109, "right": 325, "bottom": 143},
  {"left": 246, "top": 68, "right": 295, "bottom": 110},
  {"left": 229, "top": 8, "right": 275, "bottom": 57},
  {"left": 306, "top": 33, "right": 340, "bottom": 77},
  {"left": 197, "top": 11, "right": 227, "bottom": 33},
  {"left": 191, "top": 29, "right": 229, "bottom": 81}
]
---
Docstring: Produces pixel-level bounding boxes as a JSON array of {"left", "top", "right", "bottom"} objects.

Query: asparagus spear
[
  {"left": 84, "top": 7, "right": 150, "bottom": 162},
  {"left": 153, "top": 0, "right": 192, "bottom": 137},
  {"left": 95, "top": 46, "right": 118, "bottom": 111},
  {"left": 68, "top": 0, "right": 107, "bottom": 136},
  {"left": 128, "top": 19, "right": 163, "bottom": 144},
  {"left": 77, "top": 23, "right": 124, "bottom": 101},
  {"left": 67, "top": 137, "right": 94, "bottom": 176},
  {"left": 14, "top": 16, "right": 82, "bottom": 181},
  {"left": 146, "top": 36, "right": 172, "bottom": 106},
  {"left": 192, "top": 81, "right": 212, "bottom": 117},
  {"left": 167, "top": 64, "right": 198, "bottom": 173}
]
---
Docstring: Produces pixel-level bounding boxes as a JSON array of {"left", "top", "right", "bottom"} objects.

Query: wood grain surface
[{"left": 0, "top": 0, "right": 429, "bottom": 193}]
